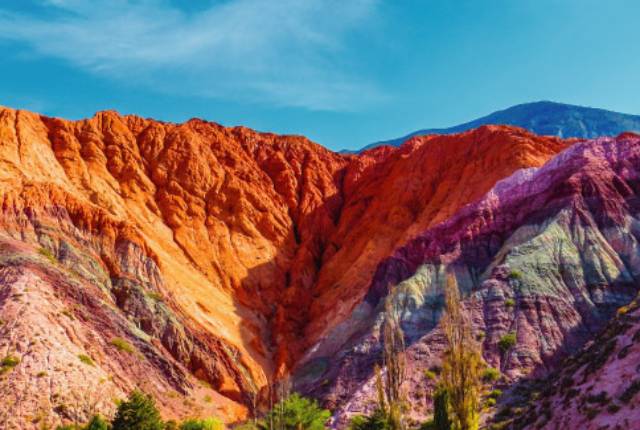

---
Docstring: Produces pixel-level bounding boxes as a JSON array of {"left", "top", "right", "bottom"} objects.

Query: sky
[{"left": 0, "top": 0, "right": 639, "bottom": 151}]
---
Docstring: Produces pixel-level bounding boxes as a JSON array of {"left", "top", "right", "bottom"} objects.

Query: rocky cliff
[{"left": 0, "top": 105, "right": 638, "bottom": 429}]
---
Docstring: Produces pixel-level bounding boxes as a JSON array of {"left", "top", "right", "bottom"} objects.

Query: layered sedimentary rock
[
  {"left": 2, "top": 104, "right": 639, "bottom": 429},
  {"left": 300, "top": 133, "right": 640, "bottom": 426}
]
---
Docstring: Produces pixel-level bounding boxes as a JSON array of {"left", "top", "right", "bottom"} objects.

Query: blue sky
[{"left": 1, "top": 0, "right": 639, "bottom": 150}]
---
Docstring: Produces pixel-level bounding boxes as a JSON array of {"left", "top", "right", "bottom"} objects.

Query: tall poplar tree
[{"left": 440, "top": 274, "right": 482, "bottom": 430}]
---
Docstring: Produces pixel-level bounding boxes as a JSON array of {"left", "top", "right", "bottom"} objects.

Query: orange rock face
[
  {"left": 301, "top": 127, "right": 569, "bottom": 352},
  {"left": 0, "top": 105, "right": 570, "bottom": 426}
]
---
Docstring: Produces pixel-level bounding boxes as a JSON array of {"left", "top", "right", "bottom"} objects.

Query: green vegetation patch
[
  {"left": 498, "top": 332, "right": 517, "bottom": 353},
  {"left": 78, "top": 354, "right": 95, "bottom": 367},
  {"left": 1, "top": 355, "right": 20, "bottom": 373},
  {"left": 110, "top": 338, "right": 135, "bottom": 354},
  {"left": 38, "top": 247, "right": 57, "bottom": 264},
  {"left": 488, "top": 389, "right": 503, "bottom": 399},
  {"left": 482, "top": 367, "right": 501, "bottom": 383},
  {"left": 424, "top": 369, "right": 437, "bottom": 380},
  {"left": 179, "top": 418, "right": 223, "bottom": 430},
  {"left": 146, "top": 291, "right": 164, "bottom": 302},
  {"left": 509, "top": 270, "right": 523, "bottom": 280}
]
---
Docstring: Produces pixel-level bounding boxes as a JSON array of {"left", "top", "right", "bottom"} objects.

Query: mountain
[
  {"left": 1, "top": 105, "right": 639, "bottom": 429},
  {"left": 357, "top": 101, "right": 640, "bottom": 151},
  {"left": 311, "top": 131, "right": 640, "bottom": 428}
]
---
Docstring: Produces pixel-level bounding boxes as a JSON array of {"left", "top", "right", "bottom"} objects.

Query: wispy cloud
[{"left": 0, "top": 0, "right": 382, "bottom": 110}]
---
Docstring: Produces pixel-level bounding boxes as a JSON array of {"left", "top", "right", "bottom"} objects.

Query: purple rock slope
[{"left": 294, "top": 132, "right": 640, "bottom": 428}]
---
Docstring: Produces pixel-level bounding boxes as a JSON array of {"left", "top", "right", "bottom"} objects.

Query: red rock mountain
[{"left": 2, "top": 105, "right": 614, "bottom": 429}]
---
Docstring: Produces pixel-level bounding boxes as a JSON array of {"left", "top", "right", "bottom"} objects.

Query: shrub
[
  {"left": 498, "top": 333, "right": 517, "bottom": 353},
  {"left": 482, "top": 367, "right": 500, "bottom": 383},
  {"left": 110, "top": 338, "right": 135, "bottom": 354},
  {"left": 146, "top": 292, "right": 163, "bottom": 302},
  {"left": 488, "top": 389, "right": 502, "bottom": 399},
  {"left": 1, "top": 355, "right": 20, "bottom": 367},
  {"left": 508, "top": 270, "right": 523, "bottom": 280},
  {"left": 112, "top": 390, "right": 163, "bottom": 430},
  {"left": 38, "top": 247, "right": 57, "bottom": 264},
  {"left": 198, "top": 379, "right": 212, "bottom": 389},
  {"left": 485, "top": 398, "right": 496, "bottom": 408},
  {"left": 85, "top": 415, "right": 109, "bottom": 430},
  {"left": 424, "top": 370, "right": 437, "bottom": 380},
  {"left": 180, "top": 418, "right": 223, "bottom": 430},
  {"left": 348, "top": 409, "right": 391, "bottom": 430},
  {"left": 264, "top": 393, "right": 330, "bottom": 430},
  {"left": 78, "top": 354, "right": 95, "bottom": 367},
  {"left": 1, "top": 355, "right": 20, "bottom": 373}
]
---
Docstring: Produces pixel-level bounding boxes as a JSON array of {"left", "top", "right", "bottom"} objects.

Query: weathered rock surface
[
  {"left": 298, "top": 133, "right": 640, "bottom": 427},
  {"left": 2, "top": 104, "right": 638, "bottom": 429},
  {"left": 501, "top": 296, "right": 640, "bottom": 430}
]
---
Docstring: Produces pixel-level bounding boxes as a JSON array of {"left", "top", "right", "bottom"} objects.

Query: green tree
[
  {"left": 111, "top": 390, "right": 163, "bottom": 430},
  {"left": 85, "top": 415, "right": 110, "bottom": 430},
  {"left": 262, "top": 393, "right": 330, "bottom": 430},
  {"left": 165, "top": 421, "right": 179, "bottom": 430},
  {"left": 432, "top": 388, "right": 451, "bottom": 430},
  {"left": 376, "top": 299, "right": 407, "bottom": 430},
  {"left": 348, "top": 409, "right": 391, "bottom": 430},
  {"left": 180, "top": 418, "right": 223, "bottom": 430},
  {"left": 440, "top": 275, "right": 482, "bottom": 430}
]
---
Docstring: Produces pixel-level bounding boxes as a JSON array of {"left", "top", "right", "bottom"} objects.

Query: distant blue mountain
[{"left": 355, "top": 101, "right": 640, "bottom": 152}]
